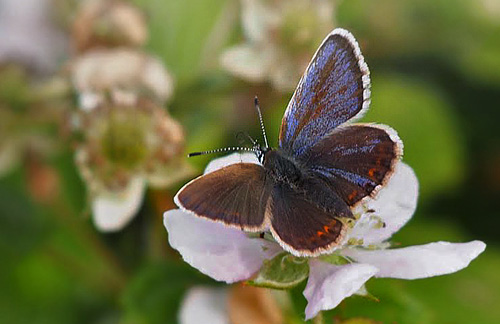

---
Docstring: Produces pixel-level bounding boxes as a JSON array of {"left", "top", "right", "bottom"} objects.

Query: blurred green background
[{"left": 1, "top": 0, "right": 499, "bottom": 323}]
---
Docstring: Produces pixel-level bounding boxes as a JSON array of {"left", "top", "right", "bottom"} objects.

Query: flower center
[{"left": 100, "top": 109, "right": 148, "bottom": 169}]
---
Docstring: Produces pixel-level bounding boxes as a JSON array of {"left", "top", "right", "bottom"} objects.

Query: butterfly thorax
[
  {"left": 262, "top": 148, "right": 355, "bottom": 219},
  {"left": 263, "top": 149, "right": 303, "bottom": 187}
]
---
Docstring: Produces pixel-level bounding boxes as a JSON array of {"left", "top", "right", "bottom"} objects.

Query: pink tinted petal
[
  {"left": 303, "top": 260, "right": 378, "bottom": 320},
  {"left": 164, "top": 209, "right": 279, "bottom": 283},
  {"left": 92, "top": 177, "right": 145, "bottom": 232},
  {"left": 344, "top": 241, "right": 486, "bottom": 279},
  {"left": 204, "top": 152, "right": 259, "bottom": 175},
  {"left": 350, "top": 162, "right": 419, "bottom": 245},
  {"left": 179, "top": 286, "right": 229, "bottom": 324},
  {"left": 0, "top": 0, "right": 67, "bottom": 74}
]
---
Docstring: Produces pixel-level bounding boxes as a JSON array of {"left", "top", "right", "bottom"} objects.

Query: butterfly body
[
  {"left": 176, "top": 29, "right": 403, "bottom": 256},
  {"left": 262, "top": 149, "right": 302, "bottom": 186},
  {"left": 262, "top": 148, "right": 355, "bottom": 219}
]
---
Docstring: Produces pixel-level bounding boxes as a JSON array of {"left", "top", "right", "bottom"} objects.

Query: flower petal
[
  {"left": 303, "top": 260, "right": 378, "bottom": 320},
  {"left": 220, "top": 45, "right": 274, "bottom": 82},
  {"left": 343, "top": 240, "right": 486, "bottom": 279},
  {"left": 204, "top": 152, "right": 259, "bottom": 174},
  {"left": 0, "top": 0, "right": 67, "bottom": 74},
  {"left": 179, "top": 286, "right": 229, "bottom": 324},
  {"left": 269, "top": 54, "right": 303, "bottom": 92},
  {"left": 241, "top": 0, "right": 277, "bottom": 43},
  {"left": 164, "top": 209, "right": 280, "bottom": 283},
  {"left": 92, "top": 177, "right": 145, "bottom": 232},
  {"left": 78, "top": 92, "right": 103, "bottom": 111},
  {"left": 350, "top": 162, "right": 419, "bottom": 245},
  {"left": 72, "top": 49, "right": 173, "bottom": 103}
]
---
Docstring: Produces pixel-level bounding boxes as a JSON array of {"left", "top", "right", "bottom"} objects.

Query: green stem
[{"left": 312, "top": 312, "right": 325, "bottom": 324}]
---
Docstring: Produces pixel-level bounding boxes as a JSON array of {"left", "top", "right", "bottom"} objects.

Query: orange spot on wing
[
  {"left": 368, "top": 168, "right": 376, "bottom": 177},
  {"left": 348, "top": 190, "right": 358, "bottom": 202},
  {"left": 317, "top": 231, "right": 325, "bottom": 237},
  {"left": 323, "top": 225, "right": 330, "bottom": 233}
]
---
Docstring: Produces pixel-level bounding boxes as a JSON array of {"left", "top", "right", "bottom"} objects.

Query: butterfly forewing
[
  {"left": 175, "top": 163, "right": 271, "bottom": 231},
  {"left": 279, "top": 29, "right": 370, "bottom": 157},
  {"left": 302, "top": 124, "right": 402, "bottom": 206}
]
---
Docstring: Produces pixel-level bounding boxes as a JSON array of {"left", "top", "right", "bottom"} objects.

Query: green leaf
[
  {"left": 122, "top": 260, "right": 213, "bottom": 324},
  {"left": 247, "top": 253, "right": 309, "bottom": 290},
  {"left": 133, "top": 0, "right": 230, "bottom": 86},
  {"left": 0, "top": 180, "right": 48, "bottom": 264},
  {"left": 362, "top": 75, "right": 465, "bottom": 201}
]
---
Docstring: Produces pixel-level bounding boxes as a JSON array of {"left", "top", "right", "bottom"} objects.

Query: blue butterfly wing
[{"left": 279, "top": 29, "right": 370, "bottom": 157}]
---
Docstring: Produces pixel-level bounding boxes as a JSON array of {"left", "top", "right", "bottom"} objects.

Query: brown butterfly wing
[
  {"left": 302, "top": 124, "right": 402, "bottom": 207},
  {"left": 268, "top": 181, "right": 347, "bottom": 257},
  {"left": 175, "top": 163, "right": 271, "bottom": 231}
]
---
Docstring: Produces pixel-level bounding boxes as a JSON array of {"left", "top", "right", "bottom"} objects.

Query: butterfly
[{"left": 175, "top": 28, "right": 403, "bottom": 257}]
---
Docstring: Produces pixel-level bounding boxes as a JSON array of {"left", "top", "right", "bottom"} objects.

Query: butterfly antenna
[
  {"left": 254, "top": 96, "right": 269, "bottom": 148},
  {"left": 188, "top": 146, "right": 257, "bottom": 157}
]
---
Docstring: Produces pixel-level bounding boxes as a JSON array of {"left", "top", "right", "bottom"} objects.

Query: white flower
[
  {"left": 91, "top": 176, "right": 146, "bottom": 232},
  {"left": 164, "top": 153, "right": 486, "bottom": 319},
  {"left": 0, "top": 0, "right": 67, "bottom": 74},
  {"left": 220, "top": 0, "right": 336, "bottom": 91},
  {"left": 71, "top": 49, "right": 174, "bottom": 111},
  {"left": 179, "top": 287, "right": 230, "bottom": 324},
  {"left": 72, "top": 0, "right": 148, "bottom": 52},
  {"left": 69, "top": 41, "right": 187, "bottom": 232},
  {"left": 74, "top": 101, "right": 191, "bottom": 233}
]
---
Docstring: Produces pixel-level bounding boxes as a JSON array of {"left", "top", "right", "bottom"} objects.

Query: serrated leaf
[{"left": 247, "top": 253, "right": 309, "bottom": 290}]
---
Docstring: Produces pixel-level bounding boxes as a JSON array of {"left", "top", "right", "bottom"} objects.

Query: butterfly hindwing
[
  {"left": 268, "top": 182, "right": 346, "bottom": 256},
  {"left": 302, "top": 124, "right": 403, "bottom": 207},
  {"left": 175, "top": 163, "right": 271, "bottom": 231},
  {"left": 279, "top": 28, "right": 370, "bottom": 157}
]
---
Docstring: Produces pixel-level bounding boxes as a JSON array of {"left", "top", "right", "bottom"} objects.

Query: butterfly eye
[{"left": 256, "top": 149, "right": 265, "bottom": 163}]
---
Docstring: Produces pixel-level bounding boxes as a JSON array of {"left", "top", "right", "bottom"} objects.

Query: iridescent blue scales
[
  {"left": 279, "top": 29, "right": 371, "bottom": 156},
  {"left": 176, "top": 29, "right": 403, "bottom": 257}
]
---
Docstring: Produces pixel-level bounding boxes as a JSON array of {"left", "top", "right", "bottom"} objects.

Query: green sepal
[
  {"left": 246, "top": 253, "right": 309, "bottom": 290},
  {"left": 354, "top": 284, "right": 379, "bottom": 302},
  {"left": 318, "top": 253, "right": 352, "bottom": 266}
]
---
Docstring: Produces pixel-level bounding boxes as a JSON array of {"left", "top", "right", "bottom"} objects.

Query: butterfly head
[{"left": 254, "top": 144, "right": 271, "bottom": 164}]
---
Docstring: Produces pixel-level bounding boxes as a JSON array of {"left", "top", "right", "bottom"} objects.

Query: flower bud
[
  {"left": 71, "top": 49, "right": 174, "bottom": 109},
  {"left": 73, "top": 0, "right": 148, "bottom": 52}
]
